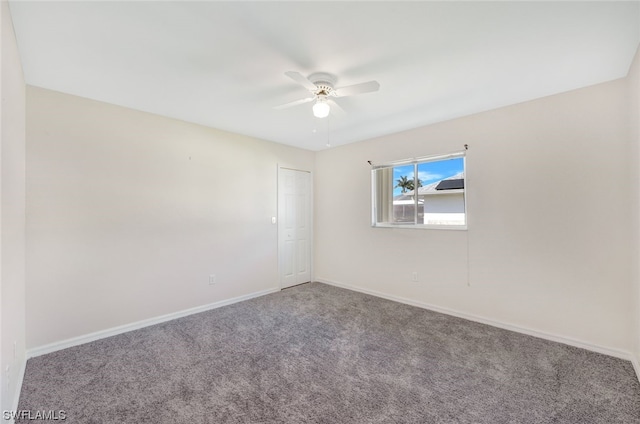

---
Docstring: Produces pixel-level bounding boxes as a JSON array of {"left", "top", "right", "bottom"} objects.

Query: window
[{"left": 371, "top": 152, "right": 466, "bottom": 229}]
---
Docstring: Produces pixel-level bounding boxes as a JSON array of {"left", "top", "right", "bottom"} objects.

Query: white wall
[
  {"left": 1, "top": 0, "right": 26, "bottom": 413},
  {"left": 25, "top": 86, "right": 314, "bottom": 349},
  {"left": 423, "top": 193, "right": 465, "bottom": 225},
  {"left": 315, "top": 77, "right": 633, "bottom": 354},
  {"left": 629, "top": 46, "right": 640, "bottom": 366},
  {"left": 423, "top": 194, "right": 464, "bottom": 215}
]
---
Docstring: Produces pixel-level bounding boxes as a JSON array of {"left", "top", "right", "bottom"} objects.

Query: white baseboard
[
  {"left": 631, "top": 355, "right": 640, "bottom": 385},
  {"left": 316, "top": 278, "right": 635, "bottom": 363},
  {"left": 6, "top": 357, "right": 27, "bottom": 423},
  {"left": 22, "top": 279, "right": 640, "bottom": 385},
  {"left": 27, "top": 287, "right": 280, "bottom": 358}
]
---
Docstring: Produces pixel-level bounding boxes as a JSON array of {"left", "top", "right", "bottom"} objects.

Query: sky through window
[{"left": 393, "top": 157, "right": 463, "bottom": 196}]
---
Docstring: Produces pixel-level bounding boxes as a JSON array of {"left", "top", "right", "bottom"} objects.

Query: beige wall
[
  {"left": 25, "top": 87, "right": 314, "bottom": 348},
  {"left": 1, "top": 0, "right": 27, "bottom": 413},
  {"left": 630, "top": 46, "right": 640, "bottom": 364},
  {"left": 315, "top": 77, "right": 633, "bottom": 353}
]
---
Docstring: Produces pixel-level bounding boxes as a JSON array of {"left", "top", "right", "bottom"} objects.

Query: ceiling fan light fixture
[
  {"left": 313, "top": 98, "right": 330, "bottom": 118},
  {"left": 276, "top": 71, "right": 380, "bottom": 121}
]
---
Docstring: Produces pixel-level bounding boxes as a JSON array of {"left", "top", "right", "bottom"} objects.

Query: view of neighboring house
[{"left": 393, "top": 172, "right": 465, "bottom": 225}]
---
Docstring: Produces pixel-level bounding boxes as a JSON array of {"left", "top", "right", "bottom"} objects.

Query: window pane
[
  {"left": 372, "top": 153, "right": 466, "bottom": 229},
  {"left": 392, "top": 165, "right": 416, "bottom": 223},
  {"left": 417, "top": 157, "right": 465, "bottom": 226}
]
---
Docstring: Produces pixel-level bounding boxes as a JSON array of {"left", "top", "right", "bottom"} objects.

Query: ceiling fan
[{"left": 275, "top": 71, "right": 380, "bottom": 118}]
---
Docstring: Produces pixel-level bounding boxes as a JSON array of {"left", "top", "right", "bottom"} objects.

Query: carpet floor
[{"left": 18, "top": 282, "right": 640, "bottom": 423}]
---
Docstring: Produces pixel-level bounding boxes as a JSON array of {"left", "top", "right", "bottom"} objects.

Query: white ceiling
[{"left": 9, "top": 1, "right": 640, "bottom": 151}]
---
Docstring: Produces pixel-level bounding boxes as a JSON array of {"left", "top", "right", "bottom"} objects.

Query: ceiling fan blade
[
  {"left": 327, "top": 99, "right": 346, "bottom": 118},
  {"left": 274, "top": 97, "right": 315, "bottom": 110},
  {"left": 284, "top": 71, "right": 317, "bottom": 92},
  {"left": 335, "top": 80, "right": 380, "bottom": 97}
]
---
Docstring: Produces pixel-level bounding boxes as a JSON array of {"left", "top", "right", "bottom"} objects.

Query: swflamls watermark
[{"left": 3, "top": 410, "right": 66, "bottom": 421}]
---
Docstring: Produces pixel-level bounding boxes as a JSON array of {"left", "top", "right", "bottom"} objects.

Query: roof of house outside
[{"left": 395, "top": 172, "right": 465, "bottom": 201}]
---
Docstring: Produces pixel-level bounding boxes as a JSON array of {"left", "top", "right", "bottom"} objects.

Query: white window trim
[
  {"left": 371, "top": 151, "right": 467, "bottom": 230},
  {"left": 371, "top": 151, "right": 465, "bottom": 169}
]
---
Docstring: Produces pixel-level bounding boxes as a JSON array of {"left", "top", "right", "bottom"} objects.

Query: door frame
[{"left": 277, "top": 165, "right": 314, "bottom": 290}]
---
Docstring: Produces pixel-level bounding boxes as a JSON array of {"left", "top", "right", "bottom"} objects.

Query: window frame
[{"left": 371, "top": 151, "right": 467, "bottom": 230}]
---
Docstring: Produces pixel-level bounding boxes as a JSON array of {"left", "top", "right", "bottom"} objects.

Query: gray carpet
[{"left": 18, "top": 282, "right": 640, "bottom": 423}]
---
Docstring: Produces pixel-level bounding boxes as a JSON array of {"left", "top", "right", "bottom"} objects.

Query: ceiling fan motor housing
[{"left": 308, "top": 72, "right": 337, "bottom": 96}]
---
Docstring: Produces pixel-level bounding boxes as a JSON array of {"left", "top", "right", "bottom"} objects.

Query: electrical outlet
[
  {"left": 412, "top": 272, "right": 418, "bottom": 282},
  {"left": 209, "top": 274, "right": 217, "bottom": 285}
]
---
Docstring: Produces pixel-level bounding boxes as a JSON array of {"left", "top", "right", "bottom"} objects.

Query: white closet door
[{"left": 278, "top": 168, "right": 311, "bottom": 289}]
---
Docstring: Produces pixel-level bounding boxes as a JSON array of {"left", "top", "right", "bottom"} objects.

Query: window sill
[{"left": 372, "top": 223, "right": 468, "bottom": 231}]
